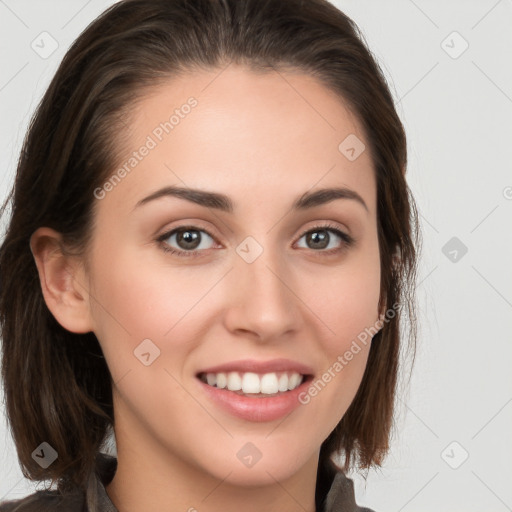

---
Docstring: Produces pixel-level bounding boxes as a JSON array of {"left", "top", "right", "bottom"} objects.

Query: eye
[
  {"left": 156, "top": 222, "right": 354, "bottom": 258},
  {"left": 157, "top": 226, "right": 217, "bottom": 258},
  {"left": 295, "top": 223, "right": 354, "bottom": 254}
]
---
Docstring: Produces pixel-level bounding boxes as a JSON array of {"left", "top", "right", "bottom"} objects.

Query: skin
[{"left": 31, "top": 64, "right": 382, "bottom": 512}]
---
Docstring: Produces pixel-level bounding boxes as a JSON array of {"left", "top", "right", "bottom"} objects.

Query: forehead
[{"left": 102, "top": 64, "right": 376, "bottom": 216}]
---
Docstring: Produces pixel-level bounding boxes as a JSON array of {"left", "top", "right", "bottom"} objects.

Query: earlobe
[{"left": 29, "top": 227, "right": 94, "bottom": 334}]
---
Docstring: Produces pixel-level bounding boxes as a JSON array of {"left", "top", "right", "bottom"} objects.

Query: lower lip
[{"left": 197, "top": 376, "right": 312, "bottom": 422}]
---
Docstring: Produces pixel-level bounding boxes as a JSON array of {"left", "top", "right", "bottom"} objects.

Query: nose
[{"left": 222, "top": 247, "right": 303, "bottom": 343}]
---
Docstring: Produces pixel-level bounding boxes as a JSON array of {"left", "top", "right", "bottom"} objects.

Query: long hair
[{"left": 0, "top": 0, "right": 420, "bottom": 507}]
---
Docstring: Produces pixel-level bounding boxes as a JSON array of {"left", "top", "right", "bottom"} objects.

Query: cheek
[
  {"left": 296, "top": 283, "right": 376, "bottom": 440},
  {"left": 300, "top": 246, "right": 380, "bottom": 410},
  {"left": 311, "top": 248, "right": 381, "bottom": 351},
  {"left": 316, "top": 286, "right": 376, "bottom": 392},
  {"left": 87, "top": 243, "right": 213, "bottom": 369}
]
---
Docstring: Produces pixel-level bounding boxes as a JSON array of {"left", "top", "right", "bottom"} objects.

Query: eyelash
[{"left": 156, "top": 223, "right": 355, "bottom": 258}]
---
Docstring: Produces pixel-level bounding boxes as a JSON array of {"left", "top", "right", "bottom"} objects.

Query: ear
[{"left": 30, "top": 227, "right": 94, "bottom": 334}]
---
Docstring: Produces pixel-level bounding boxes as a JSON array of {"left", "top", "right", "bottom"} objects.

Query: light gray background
[{"left": 1, "top": 1, "right": 511, "bottom": 511}]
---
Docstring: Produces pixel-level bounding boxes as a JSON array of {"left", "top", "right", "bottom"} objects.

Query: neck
[{"left": 105, "top": 447, "right": 318, "bottom": 512}]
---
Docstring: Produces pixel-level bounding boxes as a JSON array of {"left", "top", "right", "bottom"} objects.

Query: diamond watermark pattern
[
  {"left": 236, "top": 442, "right": 263, "bottom": 468},
  {"left": 441, "top": 441, "right": 469, "bottom": 469},
  {"left": 30, "top": 31, "right": 59, "bottom": 59},
  {"left": 236, "top": 236, "right": 264, "bottom": 264},
  {"left": 338, "top": 134, "right": 366, "bottom": 162},
  {"left": 31, "top": 442, "right": 58, "bottom": 469},
  {"left": 134, "top": 338, "right": 161, "bottom": 366},
  {"left": 441, "top": 31, "right": 469, "bottom": 59},
  {"left": 442, "top": 236, "right": 468, "bottom": 263}
]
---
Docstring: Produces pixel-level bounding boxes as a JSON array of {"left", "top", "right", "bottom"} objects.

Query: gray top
[{"left": 0, "top": 453, "right": 375, "bottom": 511}]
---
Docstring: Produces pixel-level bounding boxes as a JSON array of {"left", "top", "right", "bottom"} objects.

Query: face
[{"left": 85, "top": 65, "right": 381, "bottom": 486}]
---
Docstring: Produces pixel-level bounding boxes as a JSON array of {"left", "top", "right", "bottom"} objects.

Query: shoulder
[
  {"left": 0, "top": 453, "right": 117, "bottom": 512},
  {"left": 325, "top": 470, "right": 377, "bottom": 512},
  {"left": 0, "top": 488, "right": 84, "bottom": 512}
]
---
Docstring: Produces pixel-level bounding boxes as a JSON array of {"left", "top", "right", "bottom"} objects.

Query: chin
[{"left": 197, "top": 437, "right": 317, "bottom": 487}]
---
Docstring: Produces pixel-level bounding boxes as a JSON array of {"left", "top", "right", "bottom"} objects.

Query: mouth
[
  {"left": 195, "top": 360, "right": 315, "bottom": 421},
  {"left": 196, "top": 370, "right": 313, "bottom": 398}
]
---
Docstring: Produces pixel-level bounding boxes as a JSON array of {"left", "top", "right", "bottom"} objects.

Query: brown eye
[
  {"left": 157, "top": 226, "right": 217, "bottom": 256},
  {"left": 295, "top": 223, "right": 354, "bottom": 253},
  {"left": 304, "top": 230, "right": 330, "bottom": 250}
]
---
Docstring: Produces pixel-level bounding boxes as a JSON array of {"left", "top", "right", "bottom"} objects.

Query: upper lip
[{"left": 196, "top": 358, "right": 314, "bottom": 376}]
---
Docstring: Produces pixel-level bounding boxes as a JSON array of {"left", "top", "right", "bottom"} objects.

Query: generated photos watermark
[
  {"left": 298, "top": 302, "right": 400, "bottom": 405},
  {"left": 93, "top": 97, "right": 198, "bottom": 200}
]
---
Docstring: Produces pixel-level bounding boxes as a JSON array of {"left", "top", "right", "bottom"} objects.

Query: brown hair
[{"left": 0, "top": 0, "right": 419, "bottom": 506}]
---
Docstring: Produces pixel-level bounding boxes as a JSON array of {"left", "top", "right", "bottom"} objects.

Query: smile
[
  {"left": 195, "top": 360, "right": 315, "bottom": 422},
  {"left": 198, "top": 371, "right": 304, "bottom": 396}
]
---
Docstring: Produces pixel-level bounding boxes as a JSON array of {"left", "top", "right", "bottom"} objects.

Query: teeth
[
  {"left": 242, "top": 372, "right": 261, "bottom": 393},
  {"left": 288, "top": 373, "right": 301, "bottom": 390},
  {"left": 260, "top": 373, "right": 279, "bottom": 394},
  {"left": 278, "top": 373, "right": 289, "bottom": 392},
  {"left": 216, "top": 372, "right": 227, "bottom": 389},
  {"left": 202, "top": 371, "right": 304, "bottom": 394},
  {"left": 227, "top": 371, "right": 242, "bottom": 391}
]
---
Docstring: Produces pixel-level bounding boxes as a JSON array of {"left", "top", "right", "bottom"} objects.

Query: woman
[{"left": 0, "top": 0, "right": 419, "bottom": 510}]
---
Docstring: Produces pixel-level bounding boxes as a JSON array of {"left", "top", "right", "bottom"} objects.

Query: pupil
[
  {"left": 177, "top": 229, "right": 200, "bottom": 249},
  {"left": 308, "top": 230, "right": 328, "bottom": 249}
]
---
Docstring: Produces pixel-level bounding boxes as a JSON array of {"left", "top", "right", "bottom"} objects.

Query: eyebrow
[{"left": 133, "top": 185, "right": 369, "bottom": 213}]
